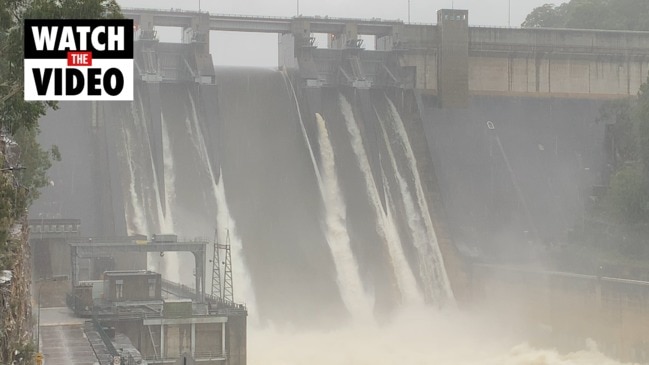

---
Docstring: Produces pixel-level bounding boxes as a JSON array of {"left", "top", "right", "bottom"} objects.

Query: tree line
[{"left": 525, "top": 0, "right": 649, "bottom": 226}]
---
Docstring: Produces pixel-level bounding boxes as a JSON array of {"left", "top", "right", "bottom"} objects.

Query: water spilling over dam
[
  {"left": 36, "top": 67, "right": 459, "bottom": 323},
  {"left": 29, "top": 7, "right": 649, "bottom": 364}
]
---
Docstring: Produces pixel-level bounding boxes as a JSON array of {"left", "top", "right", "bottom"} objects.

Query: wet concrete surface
[{"left": 39, "top": 307, "right": 99, "bottom": 365}]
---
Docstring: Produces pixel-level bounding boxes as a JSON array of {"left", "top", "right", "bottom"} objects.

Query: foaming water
[
  {"left": 316, "top": 113, "right": 373, "bottom": 321},
  {"left": 249, "top": 308, "right": 631, "bottom": 365},
  {"left": 159, "top": 112, "right": 179, "bottom": 279},
  {"left": 214, "top": 171, "right": 258, "bottom": 321},
  {"left": 383, "top": 97, "right": 453, "bottom": 304},
  {"left": 339, "top": 93, "right": 422, "bottom": 305},
  {"left": 376, "top": 109, "right": 443, "bottom": 305},
  {"left": 121, "top": 109, "right": 148, "bottom": 236}
]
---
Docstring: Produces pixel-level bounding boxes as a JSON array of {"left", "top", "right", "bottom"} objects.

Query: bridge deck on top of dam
[
  {"left": 122, "top": 6, "right": 649, "bottom": 50},
  {"left": 123, "top": 7, "right": 649, "bottom": 102},
  {"left": 122, "top": 8, "right": 402, "bottom": 35}
]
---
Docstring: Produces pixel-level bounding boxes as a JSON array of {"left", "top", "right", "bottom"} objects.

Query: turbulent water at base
[{"left": 249, "top": 308, "right": 630, "bottom": 365}]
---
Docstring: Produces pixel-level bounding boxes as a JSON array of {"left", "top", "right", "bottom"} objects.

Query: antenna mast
[
  {"left": 222, "top": 230, "right": 234, "bottom": 303},
  {"left": 211, "top": 229, "right": 234, "bottom": 303},
  {"left": 210, "top": 229, "right": 222, "bottom": 299}
]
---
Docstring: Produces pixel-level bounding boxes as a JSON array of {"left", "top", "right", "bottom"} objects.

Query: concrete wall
[
  {"left": 122, "top": 320, "right": 228, "bottom": 364},
  {"left": 376, "top": 23, "right": 649, "bottom": 101},
  {"left": 103, "top": 272, "right": 161, "bottom": 302},
  {"left": 467, "top": 27, "right": 649, "bottom": 98},
  {"left": 398, "top": 51, "right": 438, "bottom": 90},
  {"left": 468, "top": 26, "right": 649, "bottom": 97},
  {"left": 438, "top": 10, "right": 469, "bottom": 107},
  {"left": 226, "top": 316, "right": 246, "bottom": 365}
]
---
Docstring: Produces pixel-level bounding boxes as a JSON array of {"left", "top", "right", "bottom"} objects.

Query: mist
[
  {"left": 29, "top": 1, "right": 649, "bottom": 363},
  {"left": 249, "top": 307, "right": 628, "bottom": 365}
]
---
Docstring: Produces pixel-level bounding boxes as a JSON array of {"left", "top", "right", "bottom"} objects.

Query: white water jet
[
  {"left": 385, "top": 97, "right": 454, "bottom": 303},
  {"left": 376, "top": 108, "right": 445, "bottom": 304},
  {"left": 186, "top": 91, "right": 259, "bottom": 316},
  {"left": 121, "top": 99, "right": 149, "bottom": 237},
  {"left": 338, "top": 93, "right": 422, "bottom": 306},
  {"left": 159, "top": 113, "right": 179, "bottom": 280},
  {"left": 316, "top": 113, "right": 373, "bottom": 321},
  {"left": 214, "top": 172, "right": 259, "bottom": 323}
]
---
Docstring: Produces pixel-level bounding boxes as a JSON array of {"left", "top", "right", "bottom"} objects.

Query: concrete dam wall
[
  {"left": 419, "top": 94, "right": 605, "bottom": 260},
  {"left": 31, "top": 8, "right": 649, "bottom": 330},
  {"left": 33, "top": 67, "right": 613, "bottom": 322},
  {"left": 34, "top": 68, "right": 460, "bottom": 324}
]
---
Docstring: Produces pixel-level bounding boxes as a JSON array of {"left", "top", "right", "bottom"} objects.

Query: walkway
[{"left": 39, "top": 307, "right": 100, "bottom": 365}]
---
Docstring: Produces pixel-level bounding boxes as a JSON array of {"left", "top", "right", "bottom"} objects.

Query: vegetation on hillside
[
  {"left": 523, "top": 0, "right": 649, "bottom": 264},
  {"left": 522, "top": 0, "right": 649, "bottom": 30},
  {"left": 0, "top": 0, "right": 121, "bottom": 362},
  {"left": 598, "top": 84, "right": 649, "bottom": 226}
]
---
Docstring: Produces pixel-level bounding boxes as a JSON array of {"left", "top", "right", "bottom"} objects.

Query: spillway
[{"left": 33, "top": 67, "right": 607, "bottom": 325}]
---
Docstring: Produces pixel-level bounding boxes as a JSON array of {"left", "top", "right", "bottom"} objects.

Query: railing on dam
[
  {"left": 122, "top": 6, "right": 649, "bottom": 98},
  {"left": 122, "top": 7, "right": 403, "bottom": 35},
  {"left": 161, "top": 279, "right": 248, "bottom": 316},
  {"left": 472, "top": 263, "right": 649, "bottom": 362}
]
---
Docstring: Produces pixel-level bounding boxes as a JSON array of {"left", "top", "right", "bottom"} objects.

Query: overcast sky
[{"left": 120, "top": 0, "right": 563, "bottom": 67}]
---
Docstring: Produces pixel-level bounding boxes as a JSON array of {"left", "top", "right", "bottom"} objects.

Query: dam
[{"left": 30, "top": 7, "right": 649, "bottom": 364}]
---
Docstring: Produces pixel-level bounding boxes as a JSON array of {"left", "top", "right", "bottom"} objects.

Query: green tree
[
  {"left": 522, "top": 3, "right": 570, "bottom": 28},
  {"left": 0, "top": 0, "right": 121, "bottom": 363},
  {"left": 604, "top": 164, "right": 649, "bottom": 224},
  {"left": 522, "top": 0, "right": 649, "bottom": 31},
  {"left": 636, "top": 80, "right": 649, "bottom": 177},
  {"left": 524, "top": 1, "right": 649, "bottom": 229},
  {"left": 0, "top": 0, "right": 122, "bottom": 204}
]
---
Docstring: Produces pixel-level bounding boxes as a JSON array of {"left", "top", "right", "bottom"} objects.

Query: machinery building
[{"left": 31, "top": 226, "right": 247, "bottom": 365}]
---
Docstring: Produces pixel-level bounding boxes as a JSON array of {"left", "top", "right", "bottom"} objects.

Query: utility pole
[
  {"left": 508, "top": 0, "right": 511, "bottom": 27},
  {"left": 408, "top": 0, "right": 411, "bottom": 24},
  {"left": 297, "top": 0, "right": 300, "bottom": 16}
]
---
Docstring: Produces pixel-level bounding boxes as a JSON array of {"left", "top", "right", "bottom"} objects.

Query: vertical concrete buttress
[{"left": 437, "top": 9, "right": 469, "bottom": 108}]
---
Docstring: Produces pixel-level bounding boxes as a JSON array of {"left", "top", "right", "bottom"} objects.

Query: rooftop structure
[{"left": 61, "top": 234, "right": 246, "bottom": 365}]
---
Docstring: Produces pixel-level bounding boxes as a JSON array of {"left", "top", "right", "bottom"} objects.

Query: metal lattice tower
[
  {"left": 210, "top": 229, "right": 222, "bottom": 299},
  {"left": 222, "top": 230, "right": 234, "bottom": 303}
]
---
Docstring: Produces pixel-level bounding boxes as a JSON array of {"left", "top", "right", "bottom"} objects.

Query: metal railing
[
  {"left": 193, "top": 351, "right": 227, "bottom": 360},
  {"left": 161, "top": 279, "right": 247, "bottom": 315},
  {"left": 123, "top": 7, "right": 403, "bottom": 24},
  {"left": 92, "top": 318, "right": 120, "bottom": 357},
  {"left": 143, "top": 351, "right": 227, "bottom": 361}
]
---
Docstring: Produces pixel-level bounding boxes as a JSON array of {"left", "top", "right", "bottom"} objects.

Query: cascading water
[
  {"left": 113, "top": 77, "right": 458, "bottom": 316},
  {"left": 121, "top": 99, "right": 149, "bottom": 236},
  {"left": 214, "top": 171, "right": 259, "bottom": 320},
  {"left": 376, "top": 107, "right": 446, "bottom": 305},
  {"left": 316, "top": 112, "right": 373, "bottom": 320},
  {"left": 377, "top": 97, "right": 454, "bottom": 305},
  {"left": 338, "top": 93, "right": 423, "bottom": 306},
  {"left": 186, "top": 88, "right": 257, "bottom": 312},
  {"left": 37, "top": 66, "right": 630, "bottom": 364},
  {"left": 159, "top": 113, "right": 180, "bottom": 279}
]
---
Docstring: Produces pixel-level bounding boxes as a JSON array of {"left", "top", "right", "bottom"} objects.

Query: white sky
[{"left": 120, "top": 0, "right": 564, "bottom": 67}]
